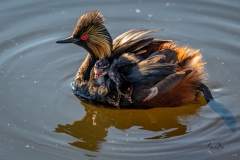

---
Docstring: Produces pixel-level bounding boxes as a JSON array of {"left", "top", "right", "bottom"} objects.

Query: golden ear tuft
[{"left": 72, "top": 11, "right": 105, "bottom": 37}]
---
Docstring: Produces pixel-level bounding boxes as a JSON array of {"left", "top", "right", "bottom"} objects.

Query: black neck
[{"left": 75, "top": 53, "right": 98, "bottom": 81}]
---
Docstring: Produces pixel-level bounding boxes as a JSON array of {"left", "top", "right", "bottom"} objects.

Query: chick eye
[{"left": 81, "top": 35, "right": 88, "bottom": 40}]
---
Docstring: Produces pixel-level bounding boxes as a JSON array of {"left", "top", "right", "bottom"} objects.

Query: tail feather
[{"left": 154, "top": 44, "right": 208, "bottom": 106}]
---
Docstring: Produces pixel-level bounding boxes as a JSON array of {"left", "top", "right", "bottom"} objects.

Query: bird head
[
  {"left": 117, "top": 79, "right": 133, "bottom": 103},
  {"left": 94, "top": 59, "right": 110, "bottom": 78},
  {"left": 55, "top": 11, "right": 112, "bottom": 59}
]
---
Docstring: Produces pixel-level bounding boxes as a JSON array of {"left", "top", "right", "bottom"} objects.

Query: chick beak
[
  {"left": 55, "top": 36, "right": 79, "bottom": 44},
  {"left": 94, "top": 70, "right": 103, "bottom": 79}
]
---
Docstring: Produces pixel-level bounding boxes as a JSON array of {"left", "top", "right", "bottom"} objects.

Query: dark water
[{"left": 0, "top": 0, "right": 239, "bottom": 159}]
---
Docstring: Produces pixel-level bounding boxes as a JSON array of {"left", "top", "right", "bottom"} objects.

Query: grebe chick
[
  {"left": 93, "top": 59, "right": 121, "bottom": 107},
  {"left": 93, "top": 59, "right": 109, "bottom": 86}
]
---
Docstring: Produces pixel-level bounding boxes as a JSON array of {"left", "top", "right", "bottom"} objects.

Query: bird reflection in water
[{"left": 54, "top": 97, "right": 206, "bottom": 152}]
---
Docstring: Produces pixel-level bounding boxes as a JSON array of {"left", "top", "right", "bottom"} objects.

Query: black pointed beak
[{"left": 55, "top": 36, "right": 79, "bottom": 44}]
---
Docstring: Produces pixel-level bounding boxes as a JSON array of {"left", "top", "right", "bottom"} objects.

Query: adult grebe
[{"left": 56, "top": 10, "right": 208, "bottom": 108}]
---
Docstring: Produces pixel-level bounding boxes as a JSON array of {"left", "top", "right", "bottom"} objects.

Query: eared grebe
[{"left": 56, "top": 11, "right": 208, "bottom": 108}]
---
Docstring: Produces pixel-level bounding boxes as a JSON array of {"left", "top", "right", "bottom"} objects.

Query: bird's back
[{"left": 111, "top": 29, "right": 207, "bottom": 107}]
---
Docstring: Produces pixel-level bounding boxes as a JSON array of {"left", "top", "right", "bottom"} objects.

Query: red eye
[
  {"left": 127, "top": 87, "right": 130, "bottom": 91},
  {"left": 81, "top": 35, "right": 88, "bottom": 40}
]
